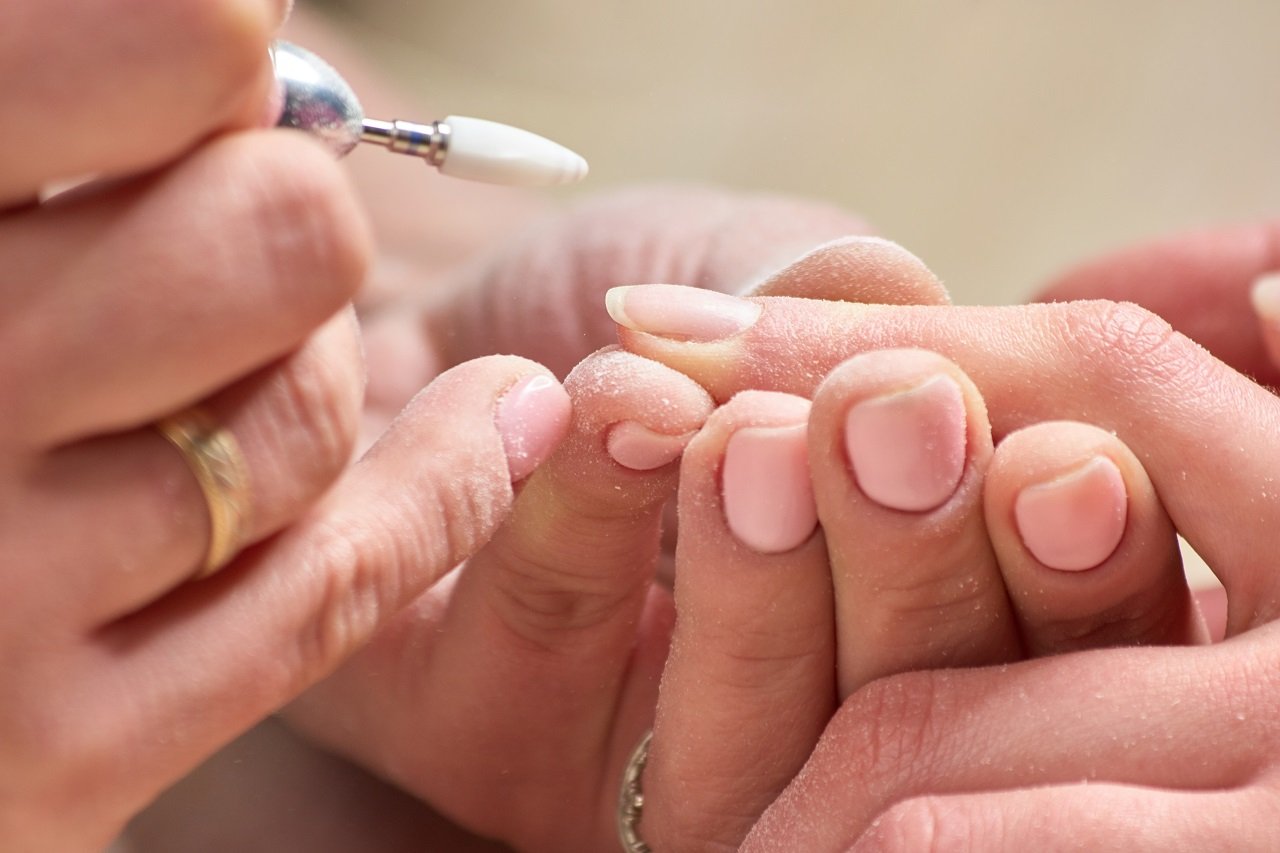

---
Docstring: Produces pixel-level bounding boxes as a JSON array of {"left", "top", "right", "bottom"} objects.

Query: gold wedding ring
[
  {"left": 156, "top": 408, "right": 251, "bottom": 579},
  {"left": 617, "top": 729, "right": 653, "bottom": 852}
]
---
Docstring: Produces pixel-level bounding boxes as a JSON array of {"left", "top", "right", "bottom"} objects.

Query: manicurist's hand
[{"left": 0, "top": 2, "right": 577, "bottom": 848}]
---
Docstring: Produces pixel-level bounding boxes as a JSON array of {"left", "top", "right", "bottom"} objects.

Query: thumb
[
  {"left": 427, "top": 185, "right": 875, "bottom": 377},
  {"left": 113, "top": 355, "right": 572, "bottom": 751},
  {"left": 1035, "top": 220, "right": 1280, "bottom": 386}
]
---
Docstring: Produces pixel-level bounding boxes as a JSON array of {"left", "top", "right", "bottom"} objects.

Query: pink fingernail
[
  {"left": 1014, "top": 456, "right": 1128, "bottom": 571},
  {"left": 1250, "top": 271, "right": 1280, "bottom": 323},
  {"left": 495, "top": 374, "right": 572, "bottom": 481},
  {"left": 605, "top": 284, "right": 761, "bottom": 342},
  {"left": 606, "top": 421, "right": 696, "bottom": 471},
  {"left": 721, "top": 423, "right": 817, "bottom": 554},
  {"left": 844, "top": 375, "right": 967, "bottom": 512}
]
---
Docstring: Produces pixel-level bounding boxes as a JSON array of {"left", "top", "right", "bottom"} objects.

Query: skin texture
[
  {"left": 0, "top": 4, "right": 579, "bottom": 849},
  {"left": 281, "top": 223, "right": 1206, "bottom": 851},
  {"left": 640, "top": 351, "right": 1202, "bottom": 851},
  {"left": 22, "top": 2, "right": 1279, "bottom": 849},
  {"left": 608, "top": 272, "right": 1280, "bottom": 848}
]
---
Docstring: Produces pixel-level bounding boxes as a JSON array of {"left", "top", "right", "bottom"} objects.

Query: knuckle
[
  {"left": 289, "top": 518, "right": 384, "bottom": 683},
  {"left": 860, "top": 797, "right": 983, "bottom": 853},
  {"left": 484, "top": 550, "right": 641, "bottom": 652},
  {"left": 234, "top": 137, "right": 371, "bottom": 319},
  {"left": 187, "top": 0, "right": 274, "bottom": 87},
  {"left": 1059, "top": 300, "right": 1203, "bottom": 388},
  {"left": 274, "top": 338, "right": 361, "bottom": 492},
  {"left": 836, "top": 670, "right": 945, "bottom": 787}
]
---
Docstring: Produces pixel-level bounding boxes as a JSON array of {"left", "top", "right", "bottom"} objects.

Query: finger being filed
[
  {"left": 347, "top": 351, "right": 711, "bottom": 844},
  {"left": 91, "top": 357, "right": 570, "bottom": 801},
  {"left": 0, "top": 0, "right": 279, "bottom": 203},
  {"left": 611, "top": 293, "right": 1280, "bottom": 633},
  {"left": 809, "top": 350, "right": 1018, "bottom": 699},
  {"left": 22, "top": 309, "right": 363, "bottom": 626},
  {"left": 433, "top": 350, "right": 708, "bottom": 669},
  {"left": 850, "top": 785, "right": 1276, "bottom": 853},
  {"left": 645, "top": 391, "right": 835, "bottom": 851},
  {"left": 751, "top": 236, "right": 950, "bottom": 305},
  {"left": 985, "top": 421, "right": 1206, "bottom": 655},
  {"left": 2, "top": 132, "right": 370, "bottom": 446}
]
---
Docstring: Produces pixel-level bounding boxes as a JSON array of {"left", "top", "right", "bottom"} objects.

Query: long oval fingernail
[
  {"left": 721, "top": 422, "right": 817, "bottom": 554},
  {"left": 1014, "top": 456, "right": 1127, "bottom": 571},
  {"left": 605, "top": 284, "right": 761, "bottom": 342},
  {"left": 495, "top": 374, "right": 573, "bottom": 481},
  {"left": 607, "top": 421, "right": 696, "bottom": 471},
  {"left": 1250, "top": 271, "right": 1280, "bottom": 323},
  {"left": 844, "top": 374, "right": 967, "bottom": 512}
]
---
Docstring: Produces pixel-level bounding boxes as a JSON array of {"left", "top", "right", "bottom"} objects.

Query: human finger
[
  {"left": 750, "top": 236, "right": 950, "bottom": 305},
  {"left": 1, "top": 131, "right": 370, "bottom": 446},
  {"left": 16, "top": 309, "right": 363, "bottom": 626},
  {"left": 0, "top": 0, "right": 285, "bottom": 203},
  {"left": 1035, "top": 220, "right": 1280, "bottom": 387},
  {"left": 849, "top": 784, "right": 1277, "bottom": 853},
  {"left": 643, "top": 391, "right": 835, "bottom": 850},
  {"left": 294, "top": 350, "right": 712, "bottom": 850},
  {"left": 608, "top": 289, "right": 1280, "bottom": 633},
  {"left": 742, "top": 625, "right": 1280, "bottom": 850},
  {"left": 985, "top": 421, "right": 1209, "bottom": 655},
  {"left": 11, "top": 358, "right": 571, "bottom": 846},
  {"left": 807, "top": 349, "right": 1019, "bottom": 699},
  {"left": 431, "top": 186, "right": 872, "bottom": 378}
]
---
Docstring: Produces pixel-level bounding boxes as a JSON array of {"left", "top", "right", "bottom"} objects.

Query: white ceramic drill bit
[{"left": 271, "top": 41, "right": 588, "bottom": 188}]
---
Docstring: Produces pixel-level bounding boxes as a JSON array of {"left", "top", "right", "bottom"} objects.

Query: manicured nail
[
  {"left": 606, "top": 421, "right": 696, "bottom": 471},
  {"left": 1014, "top": 456, "right": 1127, "bottom": 571},
  {"left": 844, "top": 375, "right": 967, "bottom": 512},
  {"left": 721, "top": 423, "right": 817, "bottom": 554},
  {"left": 605, "top": 284, "right": 761, "bottom": 342},
  {"left": 495, "top": 374, "right": 572, "bottom": 481},
  {"left": 1250, "top": 271, "right": 1280, "bottom": 323}
]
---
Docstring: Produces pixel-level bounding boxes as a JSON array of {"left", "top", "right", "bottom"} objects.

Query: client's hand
[
  {"left": 612, "top": 285, "right": 1280, "bottom": 849},
  {"left": 283, "top": 191, "right": 902, "bottom": 852}
]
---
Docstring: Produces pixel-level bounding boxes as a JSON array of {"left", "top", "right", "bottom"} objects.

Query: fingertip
[
  {"left": 560, "top": 348, "right": 711, "bottom": 473},
  {"left": 750, "top": 236, "right": 951, "bottom": 306}
]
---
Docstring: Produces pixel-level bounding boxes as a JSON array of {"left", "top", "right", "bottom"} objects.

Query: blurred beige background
[{"left": 317, "top": 0, "right": 1280, "bottom": 305}]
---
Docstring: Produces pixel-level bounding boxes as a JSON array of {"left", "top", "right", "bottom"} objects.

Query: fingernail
[
  {"left": 1014, "top": 456, "right": 1127, "bottom": 571},
  {"left": 495, "top": 374, "right": 572, "bottom": 481},
  {"left": 606, "top": 421, "right": 696, "bottom": 471},
  {"left": 721, "top": 422, "right": 817, "bottom": 554},
  {"left": 605, "top": 284, "right": 761, "bottom": 342},
  {"left": 844, "top": 375, "right": 967, "bottom": 512},
  {"left": 1251, "top": 271, "right": 1280, "bottom": 323}
]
